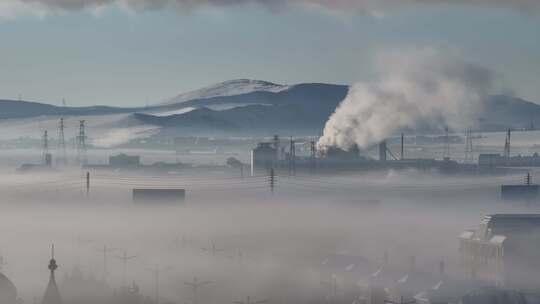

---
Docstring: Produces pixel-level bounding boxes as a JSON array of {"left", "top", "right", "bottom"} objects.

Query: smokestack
[
  {"left": 409, "top": 255, "right": 416, "bottom": 272},
  {"left": 379, "top": 141, "right": 387, "bottom": 162},
  {"left": 401, "top": 133, "right": 404, "bottom": 160},
  {"left": 383, "top": 250, "right": 389, "bottom": 266}
]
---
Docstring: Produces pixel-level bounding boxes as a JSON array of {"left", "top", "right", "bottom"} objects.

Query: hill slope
[{"left": 1, "top": 80, "right": 539, "bottom": 137}]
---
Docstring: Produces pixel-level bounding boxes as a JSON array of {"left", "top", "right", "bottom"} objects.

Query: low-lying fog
[{"left": 1, "top": 159, "right": 539, "bottom": 304}]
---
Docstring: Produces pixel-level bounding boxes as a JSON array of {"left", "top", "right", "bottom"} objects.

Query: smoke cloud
[
  {"left": 91, "top": 126, "right": 159, "bottom": 148},
  {"left": 317, "top": 48, "right": 494, "bottom": 151},
  {"left": 3, "top": 0, "right": 540, "bottom": 17}
]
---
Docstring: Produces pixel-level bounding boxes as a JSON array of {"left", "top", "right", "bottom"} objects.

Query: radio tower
[
  {"left": 57, "top": 118, "right": 67, "bottom": 166},
  {"left": 76, "top": 120, "right": 87, "bottom": 165}
]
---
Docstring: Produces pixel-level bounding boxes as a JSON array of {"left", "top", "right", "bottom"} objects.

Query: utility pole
[
  {"left": 86, "top": 172, "right": 90, "bottom": 197},
  {"left": 184, "top": 276, "right": 212, "bottom": 304},
  {"left": 96, "top": 245, "right": 116, "bottom": 282},
  {"left": 116, "top": 251, "right": 137, "bottom": 287},
  {"left": 272, "top": 135, "right": 279, "bottom": 169},
  {"left": 147, "top": 264, "right": 171, "bottom": 304},
  {"left": 269, "top": 168, "right": 275, "bottom": 194},
  {"left": 42, "top": 130, "right": 49, "bottom": 166},
  {"left": 76, "top": 120, "right": 88, "bottom": 166},
  {"left": 57, "top": 118, "right": 67, "bottom": 166},
  {"left": 526, "top": 172, "right": 532, "bottom": 186},
  {"left": 234, "top": 296, "right": 268, "bottom": 304}
]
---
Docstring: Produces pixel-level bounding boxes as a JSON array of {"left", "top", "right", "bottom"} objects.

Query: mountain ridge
[{"left": 1, "top": 80, "right": 539, "bottom": 137}]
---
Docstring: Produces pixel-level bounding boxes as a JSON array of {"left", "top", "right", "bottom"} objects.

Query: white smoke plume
[
  {"left": 317, "top": 48, "right": 494, "bottom": 151},
  {"left": 2, "top": 0, "right": 539, "bottom": 17},
  {"left": 91, "top": 126, "right": 159, "bottom": 148}
]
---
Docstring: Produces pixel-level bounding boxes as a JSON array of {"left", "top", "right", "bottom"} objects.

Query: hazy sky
[{"left": 0, "top": 1, "right": 539, "bottom": 106}]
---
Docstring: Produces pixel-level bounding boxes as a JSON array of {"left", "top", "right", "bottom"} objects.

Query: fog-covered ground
[
  {"left": 0, "top": 130, "right": 540, "bottom": 303},
  {"left": 1, "top": 161, "right": 540, "bottom": 303}
]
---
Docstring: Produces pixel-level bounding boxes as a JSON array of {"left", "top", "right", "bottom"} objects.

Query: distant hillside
[
  {"left": 1, "top": 80, "right": 539, "bottom": 137},
  {"left": 0, "top": 99, "right": 134, "bottom": 119},
  {"left": 479, "top": 95, "right": 540, "bottom": 131},
  {"left": 134, "top": 93, "right": 540, "bottom": 137}
]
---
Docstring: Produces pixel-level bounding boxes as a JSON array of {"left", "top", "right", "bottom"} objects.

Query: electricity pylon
[{"left": 57, "top": 118, "right": 67, "bottom": 166}]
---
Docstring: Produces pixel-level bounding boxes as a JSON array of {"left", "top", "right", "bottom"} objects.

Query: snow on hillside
[
  {"left": 150, "top": 107, "right": 197, "bottom": 117},
  {"left": 160, "top": 79, "right": 290, "bottom": 105}
]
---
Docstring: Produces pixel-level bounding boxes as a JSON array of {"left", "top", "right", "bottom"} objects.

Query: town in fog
[{"left": 1, "top": 1, "right": 540, "bottom": 304}]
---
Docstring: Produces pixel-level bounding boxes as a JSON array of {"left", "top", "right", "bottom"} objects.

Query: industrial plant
[{"left": 250, "top": 130, "right": 540, "bottom": 177}]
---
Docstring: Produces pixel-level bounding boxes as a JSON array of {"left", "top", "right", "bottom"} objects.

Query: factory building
[
  {"left": 459, "top": 214, "right": 540, "bottom": 290},
  {"left": 478, "top": 153, "right": 540, "bottom": 169}
]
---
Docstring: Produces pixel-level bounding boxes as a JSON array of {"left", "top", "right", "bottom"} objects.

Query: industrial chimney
[{"left": 379, "top": 141, "right": 387, "bottom": 162}]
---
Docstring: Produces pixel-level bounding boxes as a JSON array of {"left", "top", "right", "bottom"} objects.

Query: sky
[{"left": 0, "top": 1, "right": 539, "bottom": 107}]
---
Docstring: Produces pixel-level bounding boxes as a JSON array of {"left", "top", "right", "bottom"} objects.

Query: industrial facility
[
  {"left": 250, "top": 129, "right": 540, "bottom": 177},
  {"left": 251, "top": 135, "right": 472, "bottom": 176}
]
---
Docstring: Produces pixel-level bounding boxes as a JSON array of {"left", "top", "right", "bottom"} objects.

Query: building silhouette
[
  {"left": 42, "top": 247, "right": 62, "bottom": 304},
  {"left": 0, "top": 271, "right": 20, "bottom": 304}
]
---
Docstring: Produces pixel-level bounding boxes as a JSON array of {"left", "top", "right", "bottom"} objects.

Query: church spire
[{"left": 42, "top": 244, "right": 62, "bottom": 304}]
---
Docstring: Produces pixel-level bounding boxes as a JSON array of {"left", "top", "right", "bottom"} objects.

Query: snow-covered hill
[{"left": 160, "top": 79, "right": 290, "bottom": 105}]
